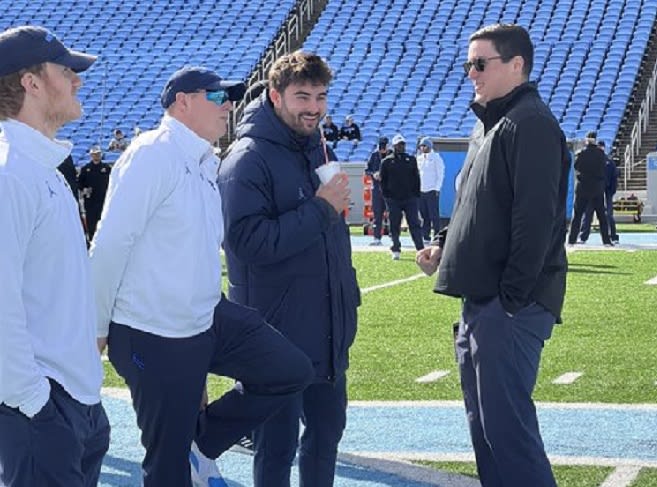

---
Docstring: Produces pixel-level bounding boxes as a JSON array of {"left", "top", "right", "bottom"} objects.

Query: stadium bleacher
[
  {"left": 303, "top": 0, "right": 657, "bottom": 161},
  {"left": 0, "top": 0, "right": 655, "bottom": 165},
  {"left": 0, "top": 0, "right": 297, "bottom": 163}
]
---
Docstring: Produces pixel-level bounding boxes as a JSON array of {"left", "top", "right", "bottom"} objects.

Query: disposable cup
[{"left": 315, "top": 161, "right": 341, "bottom": 184}]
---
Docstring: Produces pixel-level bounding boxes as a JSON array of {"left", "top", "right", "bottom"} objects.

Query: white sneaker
[
  {"left": 391, "top": 251, "right": 401, "bottom": 260},
  {"left": 190, "top": 441, "right": 228, "bottom": 487},
  {"left": 369, "top": 238, "right": 382, "bottom": 246}
]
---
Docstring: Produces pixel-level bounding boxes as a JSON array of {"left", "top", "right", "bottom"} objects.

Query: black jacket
[
  {"left": 435, "top": 83, "right": 570, "bottom": 321},
  {"left": 57, "top": 155, "right": 78, "bottom": 198},
  {"left": 78, "top": 161, "right": 111, "bottom": 208},
  {"left": 380, "top": 151, "right": 420, "bottom": 201},
  {"left": 574, "top": 143, "right": 606, "bottom": 197}
]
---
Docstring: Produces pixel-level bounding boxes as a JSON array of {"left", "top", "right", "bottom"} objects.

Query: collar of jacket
[
  {"left": 471, "top": 81, "right": 537, "bottom": 132},
  {"left": 0, "top": 119, "right": 72, "bottom": 169},
  {"left": 237, "top": 91, "right": 322, "bottom": 153},
  {"left": 160, "top": 114, "right": 212, "bottom": 164}
]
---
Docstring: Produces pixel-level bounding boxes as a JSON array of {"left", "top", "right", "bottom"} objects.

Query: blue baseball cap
[
  {"left": 160, "top": 67, "right": 246, "bottom": 109},
  {"left": 0, "top": 26, "right": 96, "bottom": 77}
]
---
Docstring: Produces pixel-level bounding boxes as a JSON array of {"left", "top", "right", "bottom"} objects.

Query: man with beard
[
  {"left": 218, "top": 51, "right": 360, "bottom": 487},
  {"left": 0, "top": 25, "right": 109, "bottom": 486}
]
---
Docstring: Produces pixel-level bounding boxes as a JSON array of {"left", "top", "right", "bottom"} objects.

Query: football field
[{"left": 100, "top": 233, "right": 657, "bottom": 486}]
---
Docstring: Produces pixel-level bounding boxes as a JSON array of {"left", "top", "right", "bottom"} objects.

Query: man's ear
[
  {"left": 269, "top": 87, "right": 281, "bottom": 108},
  {"left": 20, "top": 71, "right": 42, "bottom": 97}
]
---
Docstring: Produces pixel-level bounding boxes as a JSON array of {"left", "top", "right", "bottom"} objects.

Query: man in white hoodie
[
  {"left": 0, "top": 26, "right": 109, "bottom": 487},
  {"left": 416, "top": 137, "right": 445, "bottom": 243},
  {"left": 89, "top": 67, "right": 313, "bottom": 487}
]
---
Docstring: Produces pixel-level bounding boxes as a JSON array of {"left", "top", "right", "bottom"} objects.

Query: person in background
[
  {"left": 0, "top": 25, "right": 109, "bottom": 487},
  {"left": 78, "top": 145, "right": 111, "bottom": 241},
  {"left": 218, "top": 50, "right": 359, "bottom": 487},
  {"left": 567, "top": 130, "right": 612, "bottom": 246},
  {"left": 417, "top": 24, "right": 569, "bottom": 486},
  {"left": 364, "top": 136, "right": 391, "bottom": 245},
  {"left": 321, "top": 114, "right": 339, "bottom": 147},
  {"left": 578, "top": 140, "right": 619, "bottom": 244},
  {"left": 339, "top": 114, "right": 361, "bottom": 143},
  {"left": 416, "top": 136, "right": 445, "bottom": 244},
  {"left": 107, "top": 127, "right": 128, "bottom": 152},
  {"left": 89, "top": 66, "right": 313, "bottom": 487},
  {"left": 57, "top": 153, "right": 79, "bottom": 199},
  {"left": 380, "top": 133, "right": 424, "bottom": 260}
]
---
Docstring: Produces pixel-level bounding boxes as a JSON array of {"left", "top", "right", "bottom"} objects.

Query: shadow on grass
[{"left": 568, "top": 264, "right": 631, "bottom": 275}]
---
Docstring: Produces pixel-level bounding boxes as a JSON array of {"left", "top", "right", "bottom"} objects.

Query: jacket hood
[{"left": 236, "top": 91, "right": 322, "bottom": 153}]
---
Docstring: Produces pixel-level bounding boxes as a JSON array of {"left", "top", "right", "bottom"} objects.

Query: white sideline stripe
[
  {"left": 552, "top": 372, "right": 583, "bottom": 384},
  {"left": 361, "top": 273, "right": 427, "bottom": 294},
  {"left": 599, "top": 465, "right": 642, "bottom": 487},
  {"left": 102, "top": 389, "right": 657, "bottom": 412},
  {"left": 350, "top": 452, "right": 657, "bottom": 468},
  {"left": 415, "top": 370, "right": 450, "bottom": 383},
  {"left": 645, "top": 275, "right": 657, "bottom": 285},
  {"left": 338, "top": 452, "right": 480, "bottom": 487},
  {"left": 346, "top": 400, "right": 657, "bottom": 410}
]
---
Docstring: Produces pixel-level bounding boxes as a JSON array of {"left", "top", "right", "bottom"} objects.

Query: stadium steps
[{"left": 614, "top": 16, "right": 657, "bottom": 191}]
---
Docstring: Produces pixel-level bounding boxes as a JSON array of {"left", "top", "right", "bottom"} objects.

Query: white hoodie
[
  {"left": 0, "top": 120, "right": 103, "bottom": 417},
  {"left": 417, "top": 150, "right": 445, "bottom": 193}
]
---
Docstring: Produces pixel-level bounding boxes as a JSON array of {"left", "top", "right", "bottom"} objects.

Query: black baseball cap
[
  {"left": 160, "top": 67, "right": 246, "bottom": 109},
  {"left": 0, "top": 26, "right": 96, "bottom": 77}
]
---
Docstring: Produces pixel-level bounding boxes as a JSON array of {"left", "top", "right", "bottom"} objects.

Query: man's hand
[
  {"left": 316, "top": 172, "right": 351, "bottom": 213},
  {"left": 416, "top": 246, "right": 442, "bottom": 276},
  {"left": 97, "top": 337, "right": 108, "bottom": 355}
]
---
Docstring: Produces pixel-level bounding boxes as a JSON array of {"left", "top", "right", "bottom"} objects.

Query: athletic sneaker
[
  {"left": 230, "top": 435, "right": 255, "bottom": 455},
  {"left": 190, "top": 441, "right": 228, "bottom": 487},
  {"left": 369, "top": 238, "right": 382, "bottom": 246},
  {"left": 391, "top": 251, "right": 401, "bottom": 260}
]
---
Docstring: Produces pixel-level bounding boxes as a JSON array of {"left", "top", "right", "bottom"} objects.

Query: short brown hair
[
  {"left": 268, "top": 51, "right": 332, "bottom": 93},
  {"left": 470, "top": 24, "right": 534, "bottom": 79},
  {"left": 0, "top": 64, "right": 45, "bottom": 120}
]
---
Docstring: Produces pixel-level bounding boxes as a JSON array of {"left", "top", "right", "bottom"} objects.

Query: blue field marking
[{"left": 99, "top": 395, "right": 657, "bottom": 486}]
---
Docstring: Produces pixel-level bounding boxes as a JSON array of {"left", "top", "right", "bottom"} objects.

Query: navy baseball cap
[
  {"left": 160, "top": 67, "right": 246, "bottom": 109},
  {"left": 0, "top": 26, "right": 96, "bottom": 77}
]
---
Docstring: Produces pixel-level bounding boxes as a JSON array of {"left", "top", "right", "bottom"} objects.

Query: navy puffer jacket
[{"left": 217, "top": 92, "right": 360, "bottom": 380}]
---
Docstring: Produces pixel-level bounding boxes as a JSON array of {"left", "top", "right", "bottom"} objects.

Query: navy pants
[
  {"left": 0, "top": 380, "right": 109, "bottom": 487},
  {"left": 386, "top": 197, "right": 424, "bottom": 251},
  {"left": 568, "top": 191, "right": 610, "bottom": 245},
  {"left": 419, "top": 190, "right": 440, "bottom": 241},
  {"left": 108, "top": 296, "right": 314, "bottom": 487},
  {"left": 253, "top": 374, "right": 347, "bottom": 487},
  {"left": 371, "top": 184, "right": 386, "bottom": 240},
  {"left": 456, "top": 297, "right": 556, "bottom": 487},
  {"left": 579, "top": 190, "right": 618, "bottom": 242}
]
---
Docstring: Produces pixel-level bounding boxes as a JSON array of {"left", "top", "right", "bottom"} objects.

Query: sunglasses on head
[
  {"left": 204, "top": 90, "right": 231, "bottom": 106},
  {"left": 462, "top": 55, "right": 504, "bottom": 74}
]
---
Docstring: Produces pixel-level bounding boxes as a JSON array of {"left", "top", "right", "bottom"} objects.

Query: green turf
[
  {"left": 415, "top": 461, "right": 613, "bottom": 486},
  {"left": 633, "top": 469, "right": 657, "bottom": 486},
  {"left": 105, "top": 250, "right": 657, "bottom": 403},
  {"left": 102, "top": 249, "right": 657, "bottom": 486}
]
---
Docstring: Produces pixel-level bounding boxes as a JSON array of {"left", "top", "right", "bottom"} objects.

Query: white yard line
[
  {"left": 348, "top": 452, "right": 657, "bottom": 469},
  {"left": 552, "top": 372, "right": 583, "bottom": 385},
  {"left": 599, "top": 465, "right": 643, "bottom": 487},
  {"left": 361, "top": 273, "right": 427, "bottom": 294},
  {"left": 645, "top": 275, "right": 657, "bottom": 285},
  {"left": 346, "top": 399, "right": 657, "bottom": 410},
  {"left": 415, "top": 370, "right": 451, "bottom": 383}
]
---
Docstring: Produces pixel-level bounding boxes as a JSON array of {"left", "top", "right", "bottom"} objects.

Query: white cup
[{"left": 315, "top": 161, "right": 341, "bottom": 184}]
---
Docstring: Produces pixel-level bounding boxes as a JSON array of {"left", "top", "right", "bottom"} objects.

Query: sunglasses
[
  {"left": 204, "top": 90, "right": 231, "bottom": 106},
  {"left": 462, "top": 55, "right": 504, "bottom": 74}
]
